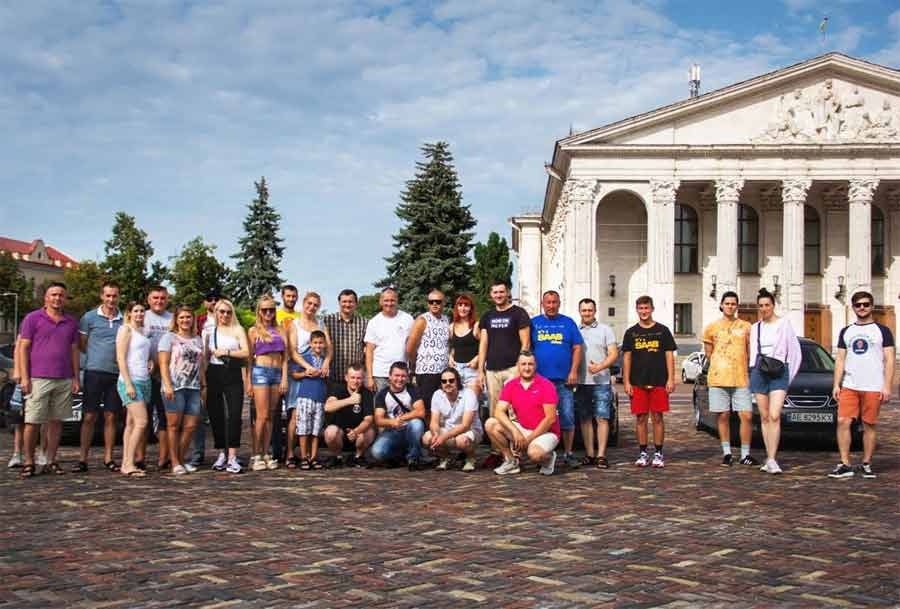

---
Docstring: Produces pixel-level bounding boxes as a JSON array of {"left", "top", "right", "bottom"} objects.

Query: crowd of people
[{"left": 4, "top": 278, "right": 893, "bottom": 480}]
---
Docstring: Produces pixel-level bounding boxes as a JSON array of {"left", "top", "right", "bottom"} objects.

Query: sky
[{"left": 2, "top": 0, "right": 899, "bottom": 307}]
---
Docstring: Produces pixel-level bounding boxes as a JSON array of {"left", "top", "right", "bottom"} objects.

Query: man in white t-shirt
[
  {"left": 829, "top": 290, "right": 895, "bottom": 479},
  {"left": 136, "top": 285, "right": 174, "bottom": 470},
  {"left": 421, "top": 367, "right": 483, "bottom": 472},
  {"left": 364, "top": 288, "right": 414, "bottom": 392}
]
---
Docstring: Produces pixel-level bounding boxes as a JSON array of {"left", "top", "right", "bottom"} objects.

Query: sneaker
[
  {"left": 183, "top": 463, "right": 198, "bottom": 473},
  {"left": 171, "top": 464, "right": 187, "bottom": 476},
  {"left": 563, "top": 453, "right": 580, "bottom": 469},
  {"left": 539, "top": 451, "right": 558, "bottom": 476},
  {"left": 462, "top": 457, "right": 476, "bottom": 472},
  {"left": 828, "top": 463, "right": 855, "bottom": 478},
  {"left": 493, "top": 458, "right": 521, "bottom": 475},
  {"left": 721, "top": 454, "right": 733, "bottom": 467},
  {"left": 226, "top": 456, "right": 242, "bottom": 474},
  {"left": 7, "top": 453, "right": 23, "bottom": 469},
  {"left": 265, "top": 454, "right": 278, "bottom": 470},
  {"left": 767, "top": 460, "right": 782, "bottom": 475},
  {"left": 353, "top": 455, "right": 369, "bottom": 468},
  {"left": 739, "top": 455, "right": 759, "bottom": 466},
  {"left": 759, "top": 462, "right": 769, "bottom": 472},
  {"left": 635, "top": 452, "right": 650, "bottom": 467},
  {"left": 35, "top": 450, "right": 48, "bottom": 467},
  {"left": 251, "top": 455, "right": 267, "bottom": 472},
  {"left": 212, "top": 452, "right": 227, "bottom": 471},
  {"left": 651, "top": 452, "right": 665, "bottom": 468},
  {"left": 407, "top": 458, "right": 421, "bottom": 472},
  {"left": 435, "top": 458, "right": 450, "bottom": 471},
  {"left": 479, "top": 453, "right": 504, "bottom": 470},
  {"left": 859, "top": 463, "right": 876, "bottom": 479}
]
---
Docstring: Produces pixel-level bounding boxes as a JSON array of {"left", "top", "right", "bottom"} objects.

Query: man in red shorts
[
  {"left": 622, "top": 295, "right": 677, "bottom": 468},
  {"left": 828, "top": 291, "right": 894, "bottom": 479}
]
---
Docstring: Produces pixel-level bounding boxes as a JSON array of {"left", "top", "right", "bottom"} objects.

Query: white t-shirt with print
[{"left": 838, "top": 322, "right": 895, "bottom": 391}]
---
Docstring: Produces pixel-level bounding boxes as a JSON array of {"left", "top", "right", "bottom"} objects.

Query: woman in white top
[{"left": 116, "top": 302, "right": 153, "bottom": 477}]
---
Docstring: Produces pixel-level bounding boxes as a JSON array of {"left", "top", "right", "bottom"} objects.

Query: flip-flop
[
  {"left": 44, "top": 462, "right": 66, "bottom": 475},
  {"left": 20, "top": 464, "right": 36, "bottom": 479},
  {"left": 104, "top": 461, "right": 120, "bottom": 472},
  {"left": 125, "top": 470, "right": 147, "bottom": 478}
]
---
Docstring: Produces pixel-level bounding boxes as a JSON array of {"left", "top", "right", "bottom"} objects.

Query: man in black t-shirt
[
  {"left": 370, "top": 361, "right": 426, "bottom": 470},
  {"left": 621, "top": 295, "right": 677, "bottom": 469},
  {"left": 323, "top": 362, "right": 375, "bottom": 467}
]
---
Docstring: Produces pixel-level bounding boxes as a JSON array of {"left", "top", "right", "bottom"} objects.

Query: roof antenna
[
  {"left": 569, "top": 123, "right": 574, "bottom": 136},
  {"left": 689, "top": 63, "right": 701, "bottom": 98}
]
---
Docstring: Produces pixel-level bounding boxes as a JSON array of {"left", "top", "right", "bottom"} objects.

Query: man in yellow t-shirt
[
  {"left": 276, "top": 285, "right": 300, "bottom": 332},
  {"left": 702, "top": 291, "right": 757, "bottom": 467}
]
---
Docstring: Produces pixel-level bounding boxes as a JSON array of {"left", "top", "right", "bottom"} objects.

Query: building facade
[{"left": 511, "top": 53, "right": 899, "bottom": 352}]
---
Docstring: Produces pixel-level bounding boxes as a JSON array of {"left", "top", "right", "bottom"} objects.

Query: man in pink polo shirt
[
  {"left": 17, "top": 282, "right": 81, "bottom": 478},
  {"left": 484, "top": 350, "right": 560, "bottom": 476}
]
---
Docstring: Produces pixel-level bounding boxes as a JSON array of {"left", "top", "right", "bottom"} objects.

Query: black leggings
[{"left": 206, "top": 364, "right": 244, "bottom": 449}]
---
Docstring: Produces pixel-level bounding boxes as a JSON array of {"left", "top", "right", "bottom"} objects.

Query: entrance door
[{"left": 804, "top": 306, "right": 832, "bottom": 350}]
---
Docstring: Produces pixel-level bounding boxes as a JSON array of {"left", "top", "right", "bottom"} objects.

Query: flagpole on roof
[{"left": 819, "top": 15, "right": 829, "bottom": 46}]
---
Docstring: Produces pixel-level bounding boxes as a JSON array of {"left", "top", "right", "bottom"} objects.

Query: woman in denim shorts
[
  {"left": 248, "top": 295, "right": 289, "bottom": 472},
  {"left": 116, "top": 302, "right": 153, "bottom": 478},
  {"left": 449, "top": 294, "right": 482, "bottom": 396}
]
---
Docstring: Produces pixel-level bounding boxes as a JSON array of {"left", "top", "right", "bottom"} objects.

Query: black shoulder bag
[{"left": 756, "top": 321, "right": 785, "bottom": 379}]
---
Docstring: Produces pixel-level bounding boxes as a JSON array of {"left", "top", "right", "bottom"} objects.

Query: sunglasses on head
[{"left": 852, "top": 301, "right": 872, "bottom": 309}]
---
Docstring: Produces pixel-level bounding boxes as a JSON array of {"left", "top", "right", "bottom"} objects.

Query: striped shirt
[{"left": 322, "top": 312, "right": 368, "bottom": 383}]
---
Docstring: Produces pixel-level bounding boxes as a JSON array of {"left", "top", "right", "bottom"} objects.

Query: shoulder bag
[{"left": 756, "top": 321, "right": 785, "bottom": 379}]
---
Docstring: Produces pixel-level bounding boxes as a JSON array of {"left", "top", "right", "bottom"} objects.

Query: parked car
[
  {"left": 61, "top": 371, "right": 125, "bottom": 445},
  {"left": 692, "top": 337, "right": 862, "bottom": 448},
  {"left": 609, "top": 351, "right": 624, "bottom": 384},
  {"left": 681, "top": 351, "right": 707, "bottom": 384}
]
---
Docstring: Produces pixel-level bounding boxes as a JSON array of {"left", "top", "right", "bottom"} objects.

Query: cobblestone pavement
[{"left": 1, "top": 385, "right": 897, "bottom": 609}]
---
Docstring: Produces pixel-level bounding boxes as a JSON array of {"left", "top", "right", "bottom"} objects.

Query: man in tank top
[{"left": 406, "top": 289, "right": 450, "bottom": 413}]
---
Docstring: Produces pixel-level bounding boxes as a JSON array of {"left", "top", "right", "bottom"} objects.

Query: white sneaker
[
  {"left": 462, "top": 457, "right": 476, "bottom": 472},
  {"left": 36, "top": 450, "right": 48, "bottom": 466},
  {"left": 226, "top": 456, "right": 242, "bottom": 474},
  {"left": 435, "top": 458, "right": 450, "bottom": 471},
  {"left": 493, "top": 458, "right": 521, "bottom": 475},
  {"left": 7, "top": 453, "right": 23, "bottom": 469},
  {"left": 539, "top": 451, "right": 557, "bottom": 476},
  {"left": 172, "top": 464, "right": 187, "bottom": 476},
  {"left": 768, "top": 460, "right": 782, "bottom": 475},
  {"left": 635, "top": 452, "right": 649, "bottom": 467},
  {"left": 651, "top": 452, "right": 665, "bottom": 468},
  {"left": 212, "top": 452, "right": 227, "bottom": 471},
  {"left": 265, "top": 454, "right": 278, "bottom": 470},
  {"left": 183, "top": 463, "right": 198, "bottom": 473},
  {"left": 251, "top": 455, "right": 267, "bottom": 472}
]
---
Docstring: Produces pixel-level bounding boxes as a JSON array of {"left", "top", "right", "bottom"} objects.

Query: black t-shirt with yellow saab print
[{"left": 621, "top": 322, "right": 678, "bottom": 387}]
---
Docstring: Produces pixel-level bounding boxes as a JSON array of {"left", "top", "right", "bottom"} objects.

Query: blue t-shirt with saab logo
[{"left": 530, "top": 314, "right": 584, "bottom": 381}]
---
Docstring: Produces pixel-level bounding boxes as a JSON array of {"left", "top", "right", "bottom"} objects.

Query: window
[
  {"left": 674, "top": 303, "right": 693, "bottom": 335},
  {"left": 738, "top": 204, "right": 759, "bottom": 274},
  {"left": 674, "top": 204, "right": 698, "bottom": 273},
  {"left": 872, "top": 206, "right": 885, "bottom": 275},
  {"left": 804, "top": 205, "right": 821, "bottom": 275}
]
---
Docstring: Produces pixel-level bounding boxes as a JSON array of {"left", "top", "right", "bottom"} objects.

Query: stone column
[
  {"left": 511, "top": 214, "right": 544, "bottom": 316},
  {"left": 567, "top": 180, "right": 600, "bottom": 316},
  {"left": 715, "top": 178, "right": 745, "bottom": 296},
  {"left": 649, "top": 179, "right": 679, "bottom": 330},
  {"left": 781, "top": 178, "right": 812, "bottom": 335},
  {"left": 847, "top": 178, "right": 879, "bottom": 296}
]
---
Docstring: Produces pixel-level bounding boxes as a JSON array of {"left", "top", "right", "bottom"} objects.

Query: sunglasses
[
  {"left": 852, "top": 301, "right": 873, "bottom": 309},
  {"left": 261, "top": 308, "right": 276, "bottom": 314},
  {"left": 216, "top": 309, "right": 233, "bottom": 315},
  {"left": 440, "top": 378, "right": 456, "bottom": 385},
  {"left": 428, "top": 299, "right": 444, "bottom": 305}
]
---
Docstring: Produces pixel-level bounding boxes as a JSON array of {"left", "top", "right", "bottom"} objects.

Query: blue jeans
[
  {"left": 575, "top": 384, "right": 612, "bottom": 420},
  {"left": 370, "top": 418, "right": 425, "bottom": 463},
  {"left": 190, "top": 405, "right": 207, "bottom": 464},
  {"left": 163, "top": 389, "right": 202, "bottom": 416},
  {"left": 552, "top": 381, "right": 576, "bottom": 431}
]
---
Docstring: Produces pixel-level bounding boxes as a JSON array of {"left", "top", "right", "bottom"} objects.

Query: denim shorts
[
  {"left": 117, "top": 377, "right": 152, "bottom": 407},
  {"left": 252, "top": 365, "right": 282, "bottom": 386},
  {"left": 163, "top": 388, "right": 202, "bottom": 417},
  {"left": 749, "top": 363, "right": 790, "bottom": 395},
  {"left": 552, "top": 381, "right": 576, "bottom": 431},
  {"left": 456, "top": 363, "right": 479, "bottom": 389},
  {"left": 575, "top": 384, "right": 612, "bottom": 420},
  {"left": 708, "top": 386, "right": 752, "bottom": 412}
]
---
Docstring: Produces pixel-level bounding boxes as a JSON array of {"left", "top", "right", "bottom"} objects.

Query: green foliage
[
  {"left": 377, "top": 142, "right": 476, "bottom": 314},
  {"left": 471, "top": 232, "right": 513, "bottom": 317},
  {"left": 103, "top": 212, "right": 158, "bottom": 304},
  {"left": 63, "top": 260, "right": 108, "bottom": 317},
  {"left": 356, "top": 293, "right": 381, "bottom": 319},
  {"left": 229, "top": 177, "right": 284, "bottom": 307},
  {"left": 235, "top": 307, "right": 256, "bottom": 329},
  {"left": 0, "top": 253, "right": 35, "bottom": 328},
  {"left": 170, "top": 237, "right": 230, "bottom": 309}
]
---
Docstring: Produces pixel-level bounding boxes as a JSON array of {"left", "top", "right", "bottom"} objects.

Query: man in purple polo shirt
[
  {"left": 17, "top": 282, "right": 80, "bottom": 478},
  {"left": 484, "top": 350, "right": 560, "bottom": 476}
]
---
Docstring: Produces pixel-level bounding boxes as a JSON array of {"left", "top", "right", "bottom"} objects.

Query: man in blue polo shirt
[
  {"left": 531, "top": 290, "right": 583, "bottom": 468},
  {"left": 74, "top": 281, "right": 124, "bottom": 473}
]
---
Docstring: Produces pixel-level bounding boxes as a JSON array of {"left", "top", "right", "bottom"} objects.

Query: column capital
[
  {"left": 781, "top": 178, "right": 812, "bottom": 205},
  {"left": 567, "top": 179, "right": 601, "bottom": 206},
  {"left": 715, "top": 178, "right": 745, "bottom": 205},
  {"left": 848, "top": 178, "right": 879, "bottom": 204},
  {"left": 650, "top": 179, "right": 680, "bottom": 205}
]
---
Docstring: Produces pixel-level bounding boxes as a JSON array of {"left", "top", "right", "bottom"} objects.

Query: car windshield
[{"left": 800, "top": 344, "right": 835, "bottom": 372}]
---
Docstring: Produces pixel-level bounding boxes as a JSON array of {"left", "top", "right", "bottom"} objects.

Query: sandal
[
  {"left": 126, "top": 470, "right": 147, "bottom": 478},
  {"left": 286, "top": 457, "right": 299, "bottom": 469},
  {"left": 71, "top": 461, "right": 88, "bottom": 473},
  {"left": 104, "top": 461, "right": 120, "bottom": 472},
  {"left": 44, "top": 462, "right": 66, "bottom": 475},
  {"left": 311, "top": 460, "right": 324, "bottom": 470},
  {"left": 596, "top": 456, "right": 609, "bottom": 469},
  {"left": 580, "top": 456, "right": 596, "bottom": 466},
  {"left": 20, "top": 464, "right": 37, "bottom": 479},
  {"left": 299, "top": 459, "right": 311, "bottom": 471},
  {"left": 135, "top": 461, "right": 146, "bottom": 471}
]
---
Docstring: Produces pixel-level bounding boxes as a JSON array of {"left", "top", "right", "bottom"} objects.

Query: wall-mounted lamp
[
  {"left": 835, "top": 275, "right": 846, "bottom": 302},
  {"left": 709, "top": 275, "right": 717, "bottom": 299},
  {"left": 772, "top": 275, "right": 781, "bottom": 300},
  {"left": 608, "top": 274, "right": 616, "bottom": 298}
]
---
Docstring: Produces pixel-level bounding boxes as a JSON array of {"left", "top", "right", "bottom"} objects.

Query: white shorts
[
  {"left": 441, "top": 427, "right": 483, "bottom": 445},
  {"left": 491, "top": 418, "right": 559, "bottom": 454}
]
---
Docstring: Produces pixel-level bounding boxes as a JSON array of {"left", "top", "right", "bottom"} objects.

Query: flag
[{"left": 819, "top": 16, "right": 829, "bottom": 33}]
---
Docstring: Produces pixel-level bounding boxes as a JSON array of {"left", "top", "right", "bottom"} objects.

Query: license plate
[{"left": 787, "top": 412, "right": 833, "bottom": 423}]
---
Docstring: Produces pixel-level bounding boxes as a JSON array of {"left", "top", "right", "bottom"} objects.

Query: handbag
[{"left": 755, "top": 322, "right": 785, "bottom": 378}]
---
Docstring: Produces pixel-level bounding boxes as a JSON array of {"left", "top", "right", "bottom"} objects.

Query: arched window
[
  {"left": 872, "top": 205, "right": 885, "bottom": 275},
  {"left": 804, "top": 205, "right": 820, "bottom": 275},
  {"left": 674, "top": 204, "right": 698, "bottom": 273},
  {"left": 738, "top": 204, "right": 759, "bottom": 274}
]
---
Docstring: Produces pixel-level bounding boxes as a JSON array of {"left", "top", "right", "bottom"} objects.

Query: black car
[{"left": 692, "top": 338, "right": 862, "bottom": 448}]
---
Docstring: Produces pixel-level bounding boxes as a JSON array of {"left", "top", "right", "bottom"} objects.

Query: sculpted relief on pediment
[{"left": 753, "top": 79, "right": 899, "bottom": 143}]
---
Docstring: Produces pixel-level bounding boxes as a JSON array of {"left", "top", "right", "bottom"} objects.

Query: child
[{"left": 292, "top": 331, "right": 327, "bottom": 470}]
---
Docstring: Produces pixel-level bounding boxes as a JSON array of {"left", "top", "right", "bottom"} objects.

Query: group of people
[{"left": 5, "top": 276, "right": 893, "bottom": 480}]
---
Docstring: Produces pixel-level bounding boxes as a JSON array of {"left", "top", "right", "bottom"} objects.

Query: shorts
[
  {"left": 117, "top": 377, "right": 152, "bottom": 407},
  {"left": 708, "top": 386, "right": 752, "bottom": 413},
  {"left": 373, "top": 377, "right": 390, "bottom": 392},
  {"left": 552, "top": 381, "right": 575, "bottom": 431},
  {"left": 164, "top": 389, "right": 202, "bottom": 417},
  {"left": 838, "top": 388, "right": 881, "bottom": 425},
  {"left": 24, "top": 378, "right": 73, "bottom": 424},
  {"left": 456, "top": 363, "right": 480, "bottom": 390},
  {"left": 252, "top": 365, "right": 282, "bottom": 386},
  {"left": 630, "top": 386, "right": 669, "bottom": 415},
  {"left": 439, "top": 427, "right": 483, "bottom": 445},
  {"left": 82, "top": 370, "right": 123, "bottom": 414},
  {"left": 749, "top": 363, "right": 790, "bottom": 395},
  {"left": 489, "top": 417, "right": 559, "bottom": 454},
  {"left": 8, "top": 385, "right": 25, "bottom": 424},
  {"left": 148, "top": 375, "right": 167, "bottom": 431},
  {"left": 485, "top": 365, "right": 518, "bottom": 412},
  {"left": 296, "top": 397, "right": 324, "bottom": 436},
  {"left": 575, "top": 384, "right": 612, "bottom": 420}
]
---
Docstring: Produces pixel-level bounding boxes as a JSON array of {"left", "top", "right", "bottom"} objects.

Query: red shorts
[
  {"left": 630, "top": 386, "right": 669, "bottom": 414},
  {"left": 838, "top": 388, "right": 881, "bottom": 425}
]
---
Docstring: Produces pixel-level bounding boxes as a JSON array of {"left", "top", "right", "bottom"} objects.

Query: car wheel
[
  {"left": 681, "top": 370, "right": 687, "bottom": 384},
  {"left": 693, "top": 402, "right": 704, "bottom": 431}
]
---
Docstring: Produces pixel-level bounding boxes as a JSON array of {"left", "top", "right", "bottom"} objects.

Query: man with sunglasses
[
  {"left": 421, "top": 367, "right": 483, "bottom": 472},
  {"left": 407, "top": 290, "right": 450, "bottom": 414},
  {"left": 829, "top": 291, "right": 894, "bottom": 479}
]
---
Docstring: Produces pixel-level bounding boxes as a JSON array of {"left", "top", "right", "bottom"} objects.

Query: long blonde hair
[
  {"left": 214, "top": 298, "right": 241, "bottom": 330},
  {"left": 253, "top": 295, "right": 279, "bottom": 343}
]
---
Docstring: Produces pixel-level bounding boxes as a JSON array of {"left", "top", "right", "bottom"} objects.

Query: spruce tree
[
  {"left": 103, "top": 212, "right": 156, "bottom": 304},
  {"left": 230, "top": 177, "right": 284, "bottom": 306},
  {"left": 378, "top": 142, "right": 476, "bottom": 314},
  {"left": 170, "top": 237, "right": 230, "bottom": 308},
  {"left": 471, "top": 231, "right": 513, "bottom": 315}
]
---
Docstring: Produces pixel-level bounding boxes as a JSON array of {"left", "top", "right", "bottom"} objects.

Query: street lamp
[{"left": 1, "top": 292, "right": 18, "bottom": 340}]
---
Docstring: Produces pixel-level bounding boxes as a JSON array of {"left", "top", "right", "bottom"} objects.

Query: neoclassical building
[{"left": 511, "top": 52, "right": 900, "bottom": 352}]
